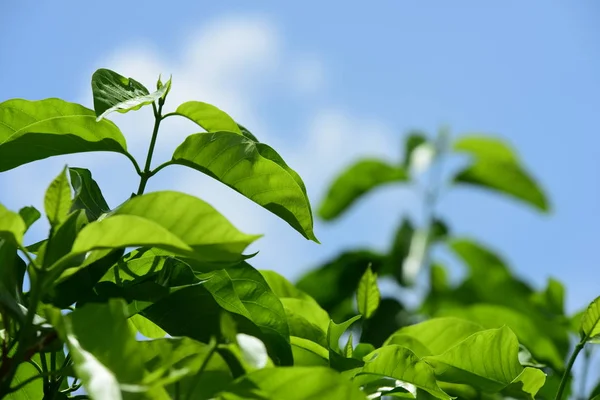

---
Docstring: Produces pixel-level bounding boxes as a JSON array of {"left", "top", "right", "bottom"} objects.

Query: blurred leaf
[
  {"left": 174, "top": 101, "right": 242, "bottom": 133},
  {"left": 128, "top": 314, "right": 166, "bottom": 339},
  {"left": 580, "top": 295, "right": 600, "bottom": 342},
  {"left": 260, "top": 270, "right": 315, "bottom": 303},
  {"left": 357, "top": 265, "right": 380, "bottom": 319},
  {"left": 172, "top": 132, "right": 317, "bottom": 241},
  {"left": 360, "top": 298, "right": 408, "bottom": 348},
  {"left": 91, "top": 68, "right": 170, "bottom": 120},
  {"left": 402, "top": 131, "right": 428, "bottom": 168},
  {"left": 318, "top": 159, "right": 407, "bottom": 221},
  {"left": 69, "top": 167, "right": 111, "bottom": 221},
  {"left": 0, "top": 98, "right": 130, "bottom": 172},
  {"left": 44, "top": 167, "right": 72, "bottom": 227},
  {"left": 290, "top": 337, "right": 329, "bottom": 366},
  {"left": 452, "top": 135, "right": 549, "bottom": 211}
]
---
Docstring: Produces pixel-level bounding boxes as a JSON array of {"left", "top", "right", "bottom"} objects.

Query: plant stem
[
  {"left": 578, "top": 347, "right": 592, "bottom": 400},
  {"left": 555, "top": 341, "right": 585, "bottom": 400},
  {"left": 185, "top": 340, "right": 217, "bottom": 400},
  {"left": 136, "top": 102, "right": 164, "bottom": 196}
]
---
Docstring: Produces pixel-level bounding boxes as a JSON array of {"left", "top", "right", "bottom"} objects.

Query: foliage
[{"left": 0, "top": 68, "right": 597, "bottom": 400}]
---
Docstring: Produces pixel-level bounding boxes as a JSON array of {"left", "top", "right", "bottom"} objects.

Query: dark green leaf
[
  {"left": 44, "top": 166, "right": 72, "bottom": 227},
  {"left": 216, "top": 367, "right": 367, "bottom": 400},
  {"left": 172, "top": 132, "right": 317, "bottom": 241},
  {"left": 318, "top": 159, "right": 407, "bottom": 221},
  {"left": 91, "top": 68, "right": 170, "bottom": 120},
  {"left": 0, "top": 98, "right": 130, "bottom": 172},
  {"left": 173, "top": 101, "right": 242, "bottom": 133},
  {"left": 452, "top": 136, "right": 549, "bottom": 211},
  {"left": 356, "top": 265, "right": 380, "bottom": 319},
  {"left": 18, "top": 206, "right": 41, "bottom": 231},
  {"left": 69, "top": 167, "right": 110, "bottom": 221}
]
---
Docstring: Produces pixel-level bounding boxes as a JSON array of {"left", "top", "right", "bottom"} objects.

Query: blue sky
[{"left": 1, "top": 1, "right": 599, "bottom": 316}]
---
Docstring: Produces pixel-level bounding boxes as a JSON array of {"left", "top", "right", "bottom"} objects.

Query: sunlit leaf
[
  {"left": 128, "top": 314, "right": 166, "bottom": 339},
  {"left": 0, "top": 98, "right": 130, "bottom": 172},
  {"left": 0, "top": 204, "right": 25, "bottom": 246},
  {"left": 452, "top": 136, "right": 549, "bottom": 211},
  {"left": 328, "top": 315, "right": 363, "bottom": 371},
  {"left": 91, "top": 68, "right": 171, "bottom": 120},
  {"left": 357, "top": 265, "right": 380, "bottom": 319},
  {"left": 172, "top": 132, "right": 316, "bottom": 241},
  {"left": 18, "top": 206, "right": 41, "bottom": 231},
  {"left": 44, "top": 167, "right": 72, "bottom": 227},
  {"left": 580, "top": 295, "right": 600, "bottom": 342},
  {"left": 318, "top": 159, "right": 407, "bottom": 221},
  {"left": 174, "top": 101, "right": 242, "bottom": 134},
  {"left": 260, "top": 270, "right": 316, "bottom": 303},
  {"left": 5, "top": 356, "right": 43, "bottom": 400},
  {"left": 501, "top": 367, "right": 546, "bottom": 400},
  {"left": 290, "top": 337, "right": 329, "bottom": 366}
]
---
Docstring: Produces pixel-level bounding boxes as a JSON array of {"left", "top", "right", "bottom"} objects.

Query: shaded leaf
[
  {"left": 0, "top": 98, "right": 129, "bottom": 172},
  {"left": 318, "top": 159, "right": 407, "bottom": 221},
  {"left": 453, "top": 135, "right": 549, "bottom": 211},
  {"left": 402, "top": 131, "right": 428, "bottom": 168},
  {"left": 174, "top": 101, "right": 242, "bottom": 134},
  {"left": 172, "top": 132, "right": 316, "bottom": 241},
  {"left": 69, "top": 167, "right": 111, "bottom": 221},
  {"left": 91, "top": 68, "right": 170, "bottom": 120},
  {"left": 357, "top": 265, "right": 380, "bottom": 319},
  {"left": 5, "top": 355, "right": 43, "bottom": 400},
  {"left": 44, "top": 166, "right": 72, "bottom": 227},
  {"left": 359, "top": 298, "right": 408, "bottom": 348}
]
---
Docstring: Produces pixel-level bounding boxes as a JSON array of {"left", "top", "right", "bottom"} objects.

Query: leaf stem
[
  {"left": 578, "top": 347, "right": 592, "bottom": 400},
  {"left": 555, "top": 340, "right": 585, "bottom": 400},
  {"left": 161, "top": 112, "right": 178, "bottom": 120},
  {"left": 136, "top": 101, "right": 164, "bottom": 196},
  {"left": 148, "top": 160, "right": 176, "bottom": 178}
]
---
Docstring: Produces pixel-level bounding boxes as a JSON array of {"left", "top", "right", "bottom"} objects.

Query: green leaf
[
  {"left": 328, "top": 315, "right": 361, "bottom": 354},
  {"left": 501, "top": 367, "right": 546, "bottom": 400},
  {"left": 360, "top": 345, "right": 451, "bottom": 400},
  {"left": 318, "top": 159, "right": 407, "bottom": 221},
  {"left": 360, "top": 298, "right": 409, "bottom": 348},
  {"left": 69, "top": 167, "right": 111, "bottom": 221},
  {"left": 290, "top": 337, "right": 329, "bottom": 366},
  {"left": 580, "top": 295, "right": 600, "bottom": 342},
  {"left": 0, "top": 240, "right": 26, "bottom": 317},
  {"left": 44, "top": 166, "right": 72, "bottom": 227},
  {"left": 171, "top": 132, "right": 317, "bottom": 241},
  {"left": 357, "top": 265, "right": 380, "bottom": 319},
  {"left": 260, "top": 270, "right": 315, "bottom": 302},
  {"left": 216, "top": 366, "right": 367, "bottom": 400},
  {"left": 5, "top": 357, "right": 43, "bottom": 400},
  {"left": 0, "top": 204, "right": 25, "bottom": 246},
  {"left": 71, "top": 191, "right": 259, "bottom": 264},
  {"left": 424, "top": 326, "right": 523, "bottom": 392},
  {"left": 0, "top": 98, "right": 130, "bottom": 172},
  {"left": 453, "top": 135, "right": 549, "bottom": 211},
  {"left": 384, "top": 317, "right": 484, "bottom": 357},
  {"left": 173, "top": 101, "right": 242, "bottom": 134},
  {"left": 91, "top": 68, "right": 171, "bottom": 121},
  {"left": 128, "top": 314, "right": 166, "bottom": 339},
  {"left": 18, "top": 206, "right": 41, "bottom": 231},
  {"left": 282, "top": 298, "right": 330, "bottom": 347},
  {"left": 402, "top": 131, "right": 429, "bottom": 168}
]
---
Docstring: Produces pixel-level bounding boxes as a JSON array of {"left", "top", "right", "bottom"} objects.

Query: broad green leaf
[
  {"left": 216, "top": 367, "right": 367, "bottom": 400},
  {"left": 128, "top": 314, "right": 166, "bottom": 339},
  {"left": 91, "top": 68, "right": 170, "bottom": 120},
  {"left": 385, "top": 317, "right": 484, "bottom": 357},
  {"left": 18, "top": 206, "right": 41, "bottom": 231},
  {"left": 69, "top": 167, "right": 111, "bottom": 221},
  {"left": 171, "top": 132, "right": 317, "bottom": 241},
  {"left": 501, "top": 367, "right": 546, "bottom": 400},
  {"left": 580, "top": 295, "right": 600, "bottom": 342},
  {"left": 357, "top": 265, "right": 380, "bottom": 319},
  {"left": 0, "top": 204, "right": 25, "bottom": 245},
  {"left": 0, "top": 98, "right": 129, "bottom": 172},
  {"left": 453, "top": 136, "right": 549, "bottom": 211},
  {"left": 237, "top": 123, "right": 259, "bottom": 141},
  {"left": 260, "top": 270, "right": 315, "bottom": 303},
  {"left": 44, "top": 167, "right": 72, "bottom": 227},
  {"left": 174, "top": 101, "right": 242, "bottom": 134},
  {"left": 360, "top": 345, "right": 451, "bottom": 400},
  {"left": 5, "top": 355, "right": 43, "bottom": 400},
  {"left": 282, "top": 298, "right": 330, "bottom": 347},
  {"left": 424, "top": 326, "right": 523, "bottom": 392},
  {"left": 318, "top": 159, "right": 407, "bottom": 220},
  {"left": 71, "top": 191, "right": 259, "bottom": 263},
  {"left": 290, "top": 337, "right": 329, "bottom": 366}
]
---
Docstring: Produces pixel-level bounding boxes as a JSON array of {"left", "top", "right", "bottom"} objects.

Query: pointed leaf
[
  {"left": 0, "top": 98, "right": 129, "bottom": 172},
  {"left": 290, "top": 337, "right": 329, "bottom": 366},
  {"left": 328, "top": 315, "right": 361, "bottom": 354},
  {"left": 501, "top": 367, "right": 546, "bottom": 400},
  {"left": 172, "top": 132, "right": 317, "bottom": 241},
  {"left": 357, "top": 265, "right": 380, "bottom": 319},
  {"left": 318, "top": 159, "right": 407, "bottom": 220},
  {"left": 18, "top": 206, "right": 41, "bottom": 231},
  {"left": 216, "top": 367, "right": 367, "bottom": 400},
  {"left": 128, "top": 314, "right": 166, "bottom": 339},
  {"left": 580, "top": 295, "right": 600, "bottom": 342},
  {"left": 360, "top": 345, "right": 451, "bottom": 400},
  {"left": 424, "top": 326, "right": 523, "bottom": 392},
  {"left": 69, "top": 167, "right": 110, "bottom": 221},
  {"left": 0, "top": 204, "right": 25, "bottom": 246},
  {"left": 44, "top": 167, "right": 72, "bottom": 227},
  {"left": 71, "top": 191, "right": 259, "bottom": 263},
  {"left": 91, "top": 68, "right": 170, "bottom": 120},
  {"left": 174, "top": 101, "right": 242, "bottom": 133},
  {"left": 453, "top": 136, "right": 549, "bottom": 211}
]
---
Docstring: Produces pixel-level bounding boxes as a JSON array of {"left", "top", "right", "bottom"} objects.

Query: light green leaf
[
  {"left": 0, "top": 98, "right": 129, "bottom": 172},
  {"left": 18, "top": 206, "right": 41, "bottom": 231},
  {"left": 501, "top": 367, "right": 546, "bottom": 400},
  {"left": 216, "top": 367, "right": 367, "bottom": 400},
  {"left": 424, "top": 326, "right": 523, "bottom": 392},
  {"left": 282, "top": 298, "right": 330, "bottom": 347},
  {"left": 290, "top": 336, "right": 329, "bottom": 366},
  {"left": 71, "top": 191, "right": 259, "bottom": 263},
  {"left": 328, "top": 315, "right": 361, "bottom": 354},
  {"left": 91, "top": 68, "right": 171, "bottom": 121},
  {"left": 0, "top": 204, "right": 25, "bottom": 246},
  {"left": 260, "top": 270, "right": 316, "bottom": 303},
  {"left": 172, "top": 132, "right": 317, "bottom": 241},
  {"left": 384, "top": 317, "right": 484, "bottom": 357},
  {"left": 357, "top": 265, "right": 380, "bottom": 319},
  {"left": 344, "top": 333, "right": 354, "bottom": 358},
  {"left": 453, "top": 135, "right": 549, "bottom": 211},
  {"left": 360, "top": 345, "right": 451, "bottom": 400},
  {"left": 5, "top": 357, "right": 43, "bottom": 400},
  {"left": 128, "top": 314, "right": 166, "bottom": 339},
  {"left": 69, "top": 167, "right": 111, "bottom": 221},
  {"left": 173, "top": 101, "right": 242, "bottom": 134},
  {"left": 44, "top": 167, "right": 72, "bottom": 227},
  {"left": 318, "top": 159, "right": 407, "bottom": 221},
  {"left": 580, "top": 295, "right": 600, "bottom": 342}
]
